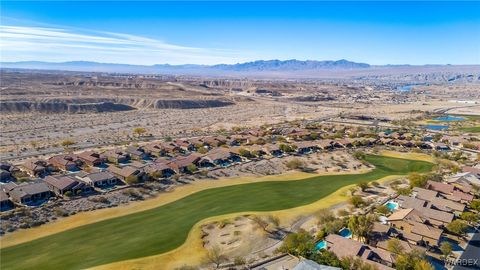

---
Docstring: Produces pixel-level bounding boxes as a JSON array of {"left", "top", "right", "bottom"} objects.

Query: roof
[
  {"left": 292, "top": 260, "right": 341, "bottom": 270},
  {"left": 22, "top": 160, "right": 46, "bottom": 171},
  {"left": 463, "top": 166, "right": 480, "bottom": 175},
  {"left": 79, "top": 171, "right": 116, "bottom": 182},
  {"left": 376, "top": 238, "right": 426, "bottom": 254},
  {"left": 171, "top": 154, "right": 201, "bottom": 168},
  {"left": 450, "top": 190, "right": 474, "bottom": 202},
  {"left": 410, "top": 221, "right": 442, "bottom": 241},
  {"left": 398, "top": 195, "right": 428, "bottom": 209},
  {"left": 44, "top": 175, "right": 78, "bottom": 190},
  {"left": 49, "top": 154, "right": 79, "bottom": 167},
  {"left": 427, "top": 181, "right": 454, "bottom": 194},
  {"left": 325, "top": 234, "right": 364, "bottom": 258},
  {"left": 10, "top": 182, "right": 50, "bottom": 198},
  {"left": 108, "top": 166, "right": 139, "bottom": 178},
  {"left": 78, "top": 151, "right": 102, "bottom": 162},
  {"left": 387, "top": 208, "right": 414, "bottom": 221},
  {"left": 372, "top": 222, "right": 391, "bottom": 234},
  {"left": 0, "top": 190, "right": 10, "bottom": 202},
  {"left": 203, "top": 148, "right": 232, "bottom": 161},
  {"left": 412, "top": 187, "right": 438, "bottom": 201}
]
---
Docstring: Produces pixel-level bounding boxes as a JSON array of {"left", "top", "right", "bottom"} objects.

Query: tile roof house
[
  {"left": 427, "top": 181, "right": 474, "bottom": 203},
  {"left": 325, "top": 234, "right": 394, "bottom": 270},
  {"left": 170, "top": 153, "right": 202, "bottom": 172},
  {"left": 103, "top": 149, "right": 130, "bottom": 164},
  {"left": 8, "top": 182, "right": 52, "bottom": 205},
  {"left": 125, "top": 146, "right": 150, "bottom": 160},
  {"left": 77, "top": 151, "right": 105, "bottom": 166},
  {"left": 107, "top": 165, "right": 142, "bottom": 181},
  {"left": 43, "top": 175, "right": 89, "bottom": 196},
  {"left": 387, "top": 208, "right": 444, "bottom": 247},
  {"left": 48, "top": 154, "right": 82, "bottom": 171},
  {"left": 292, "top": 259, "right": 341, "bottom": 270},
  {"left": 76, "top": 171, "right": 118, "bottom": 187},
  {"left": 144, "top": 162, "right": 176, "bottom": 178},
  {"left": 22, "top": 160, "right": 48, "bottom": 177}
]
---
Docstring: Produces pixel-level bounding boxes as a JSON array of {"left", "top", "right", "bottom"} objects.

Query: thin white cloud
[{"left": 0, "top": 24, "right": 252, "bottom": 65}]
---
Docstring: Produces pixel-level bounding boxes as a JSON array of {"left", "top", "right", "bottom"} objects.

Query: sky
[{"left": 1, "top": 1, "right": 479, "bottom": 65}]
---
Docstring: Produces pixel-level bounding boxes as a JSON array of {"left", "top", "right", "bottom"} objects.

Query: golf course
[{"left": 0, "top": 155, "right": 434, "bottom": 270}]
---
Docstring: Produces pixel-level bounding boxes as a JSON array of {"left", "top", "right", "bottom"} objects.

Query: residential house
[
  {"left": 200, "top": 148, "right": 240, "bottom": 167},
  {"left": 76, "top": 171, "right": 118, "bottom": 188},
  {"left": 103, "top": 149, "right": 130, "bottom": 164},
  {"left": 145, "top": 162, "right": 176, "bottom": 178},
  {"left": 174, "top": 139, "right": 196, "bottom": 152},
  {"left": 125, "top": 146, "right": 150, "bottom": 160},
  {"left": 78, "top": 151, "right": 105, "bottom": 166},
  {"left": 8, "top": 182, "right": 52, "bottom": 205},
  {"left": 43, "top": 175, "right": 89, "bottom": 196},
  {"left": 263, "top": 144, "right": 283, "bottom": 157},
  {"left": 447, "top": 172, "right": 480, "bottom": 187},
  {"left": 169, "top": 154, "right": 201, "bottom": 172},
  {"left": 411, "top": 188, "right": 465, "bottom": 215},
  {"left": 376, "top": 237, "right": 426, "bottom": 254},
  {"left": 293, "top": 141, "right": 318, "bottom": 155},
  {"left": 387, "top": 208, "right": 443, "bottom": 247},
  {"left": 107, "top": 165, "right": 143, "bottom": 182},
  {"left": 0, "top": 190, "right": 14, "bottom": 211},
  {"left": 48, "top": 154, "right": 82, "bottom": 171},
  {"left": 22, "top": 160, "right": 48, "bottom": 177},
  {"left": 325, "top": 234, "right": 395, "bottom": 270},
  {"left": 426, "top": 181, "right": 474, "bottom": 203},
  {"left": 317, "top": 140, "right": 335, "bottom": 150},
  {"left": 462, "top": 166, "right": 480, "bottom": 178}
]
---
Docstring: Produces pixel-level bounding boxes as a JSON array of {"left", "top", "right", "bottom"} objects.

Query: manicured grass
[
  {"left": 458, "top": 126, "right": 480, "bottom": 133},
  {"left": 0, "top": 155, "right": 433, "bottom": 270}
]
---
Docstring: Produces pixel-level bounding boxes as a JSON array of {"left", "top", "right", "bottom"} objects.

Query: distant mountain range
[
  {"left": 0, "top": 59, "right": 370, "bottom": 73},
  {"left": 1, "top": 60, "right": 478, "bottom": 79}
]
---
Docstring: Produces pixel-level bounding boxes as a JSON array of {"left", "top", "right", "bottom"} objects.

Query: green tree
[
  {"left": 133, "top": 127, "right": 147, "bottom": 137},
  {"left": 386, "top": 238, "right": 404, "bottom": 255},
  {"left": 439, "top": 242, "right": 452, "bottom": 260},
  {"left": 64, "top": 191, "right": 73, "bottom": 197},
  {"left": 446, "top": 220, "right": 468, "bottom": 236},
  {"left": 353, "top": 151, "right": 366, "bottom": 160},
  {"left": 395, "top": 250, "right": 432, "bottom": 270},
  {"left": 376, "top": 205, "right": 390, "bottom": 215},
  {"left": 460, "top": 212, "right": 478, "bottom": 224},
  {"left": 277, "top": 230, "right": 315, "bottom": 257},
  {"left": 469, "top": 199, "right": 480, "bottom": 212},
  {"left": 61, "top": 139, "right": 75, "bottom": 149},
  {"left": 125, "top": 175, "right": 139, "bottom": 185},
  {"left": 340, "top": 256, "right": 376, "bottom": 270},
  {"left": 408, "top": 173, "right": 428, "bottom": 188},
  {"left": 186, "top": 164, "right": 197, "bottom": 174},
  {"left": 357, "top": 181, "right": 369, "bottom": 192},
  {"left": 349, "top": 195, "right": 365, "bottom": 208},
  {"left": 309, "top": 250, "right": 341, "bottom": 267},
  {"left": 348, "top": 214, "right": 375, "bottom": 243}
]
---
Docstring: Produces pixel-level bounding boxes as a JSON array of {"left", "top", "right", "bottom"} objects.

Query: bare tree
[
  {"left": 206, "top": 246, "right": 227, "bottom": 269},
  {"left": 251, "top": 215, "right": 270, "bottom": 233}
]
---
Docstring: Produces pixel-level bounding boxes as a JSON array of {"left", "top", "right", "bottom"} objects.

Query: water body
[
  {"left": 433, "top": 115, "right": 466, "bottom": 122},
  {"left": 396, "top": 83, "right": 429, "bottom": 92},
  {"left": 425, "top": 124, "right": 449, "bottom": 131}
]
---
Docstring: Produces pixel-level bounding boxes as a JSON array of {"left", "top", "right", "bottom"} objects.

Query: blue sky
[{"left": 1, "top": 1, "right": 479, "bottom": 65}]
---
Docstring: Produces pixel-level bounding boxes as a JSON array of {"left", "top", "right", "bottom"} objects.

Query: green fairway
[
  {"left": 458, "top": 126, "right": 480, "bottom": 133},
  {"left": 0, "top": 155, "right": 433, "bottom": 270}
]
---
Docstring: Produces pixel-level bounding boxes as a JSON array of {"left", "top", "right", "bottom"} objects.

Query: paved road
[{"left": 453, "top": 228, "right": 480, "bottom": 270}]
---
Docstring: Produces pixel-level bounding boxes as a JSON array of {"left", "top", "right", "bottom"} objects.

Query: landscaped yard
[{"left": 0, "top": 155, "right": 433, "bottom": 270}]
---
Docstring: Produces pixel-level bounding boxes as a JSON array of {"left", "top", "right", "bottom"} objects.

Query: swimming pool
[
  {"left": 314, "top": 240, "right": 327, "bottom": 251},
  {"left": 338, "top": 228, "right": 352, "bottom": 238},
  {"left": 385, "top": 201, "right": 399, "bottom": 211}
]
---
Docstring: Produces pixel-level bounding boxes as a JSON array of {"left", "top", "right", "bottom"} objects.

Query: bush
[
  {"left": 64, "top": 191, "right": 73, "bottom": 197},
  {"left": 349, "top": 195, "right": 365, "bottom": 208},
  {"left": 286, "top": 158, "right": 305, "bottom": 170},
  {"left": 125, "top": 175, "right": 139, "bottom": 185},
  {"left": 376, "top": 205, "right": 390, "bottom": 215}
]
